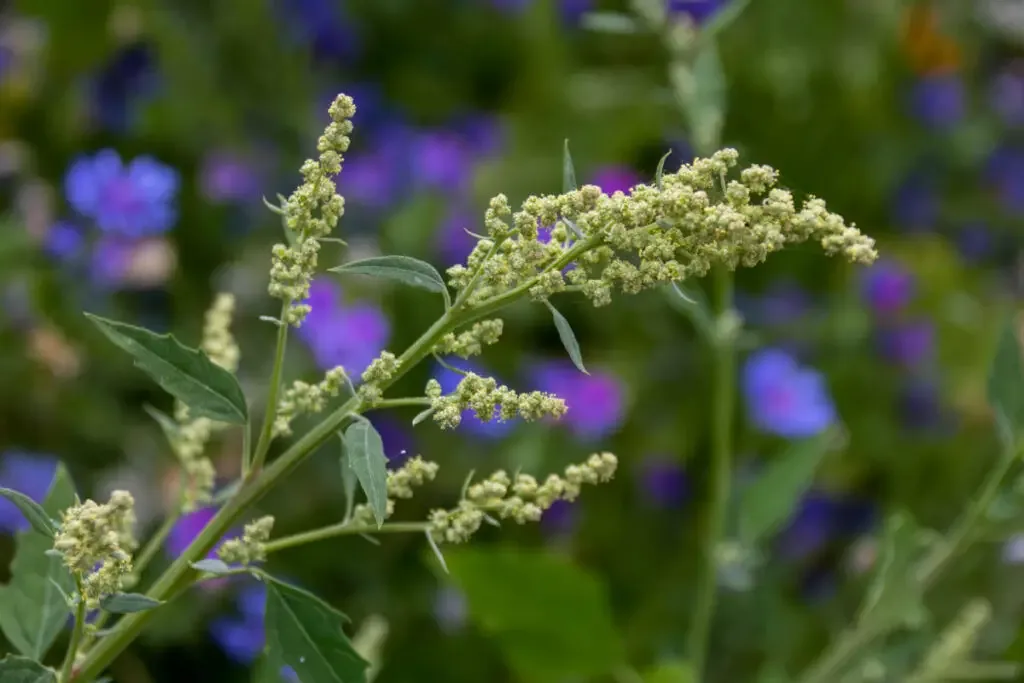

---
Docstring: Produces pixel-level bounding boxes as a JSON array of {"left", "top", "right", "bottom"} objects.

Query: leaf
[
  {"left": 544, "top": 301, "right": 588, "bottom": 375},
  {"left": 987, "top": 318, "right": 1024, "bottom": 443},
  {"left": 0, "top": 656, "right": 57, "bottom": 683},
  {"left": 446, "top": 547, "right": 624, "bottom": 682},
  {"left": 562, "top": 139, "right": 577, "bottom": 193},
  {"left": 330, "top": 256, "right": 450, "bottom": 308},
  {"left": 670, "top": 41, "right": 726, "bottom": 155},
  {"left": 338, "top": 434, "right": 358, "bottom": 523},
  {"left": 411, "top": 407, "right": 435, "bottom": 426},
  {"left": 253, "top": 650, "right": 290, "bottom": 683},
  {"left": 86, "top": 314, "right": 247, "bottom": 424},
  {"left": 100, "top": 593, "right": 164, "bottom": 614},
  {"left": 644, "top": 662, "right": 696, "bottom": 683},
  {"left": 143, "top": 404, "right": 180, "bottom": 450},
  {"left": 191, "top": 559, "right": 234, "bottom": 575},
  {"left": 0, "top": 465, "right": 76, "bottom": 660},
  {"left": 858, "top": 513, "right": 928, "bottom": 630},
  {"left": 655, "top": 150, "right": 672, "bottom": 190},
  {"left": 580, "top": 12, "right": 640, "bottom": 34},
  {"left": 737, "top": 432, "right": 834, "bottom": 545},
  {"left": 342, "top": 421, "right": 389, "bottom": 528},
  {"left": 0, "top": 489, "right": 56, "bottom": 539},
  {"left": 264, "top": 576, "right": 369, "bottom": 683}
]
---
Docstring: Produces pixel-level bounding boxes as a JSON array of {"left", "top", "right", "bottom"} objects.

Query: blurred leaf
[
  {"left": 253, "top": 650, "right": 288, "bottom": 683},
  {"left": 702, "top": 0, "right": 755, "bottom": 42},
  {"left": 581, "top": 12, "right": 641, "bottom": 34},
  {"left": 342, "top": 421, "right": 389, "bottom": 528},
  {"left": 143, "top": 405, "right": 180, "bottom": 451},
  {"left": 545, "top": 300, "right": 588, "bottom": 374},
  {"left": 85, "top": 314, "right": 248, "bottom": 424},
  {"left": 446, "top": 547, "right": 624, "bottom": 682},
  {"left": 338, "top": 434, "right": 358, "bottom": 523},
  {"left": 858, "top": 513, "right": 927, "bottom": 630},
  {"left": 0, "top": 655, "right": 56, "bottom": 683},
  {"left": 737, "top": 432, "right": 833, "bottom": 545},
  {"left": 0, "top": 490, "right": 56, "bottom": 539},
  {"left": 644, "top": 661, "right": 696, "bottom": 683},
  {"left": 671, "top": 41, "right": 726, "bottom": 155},
  {"left": 0, "top": 465, "right": 76, "bottom": 660},
  {"left": 330, "top": 256, "right": 451, "bottom": 308},
  {"left": 655, "top": 150, "right": 672, "bottom": 190},
  {"left": 563, "top": 139, "right": 577, "bottom": 193},
  {"left": 264, "top": 576, "right": 368, "bottom": 683},
  {"left": 191, "top": 559, "right": 234, "bottom": 576},
  {"left": 100, "top": 593, "right": 163, "bottom": 614},
  {"left": 987, "top": 317, "right": 1024, "bottom": 443}
]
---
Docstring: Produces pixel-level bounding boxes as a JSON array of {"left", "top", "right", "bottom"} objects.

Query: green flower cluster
[
  {"left": 273, "top": 366, "right": 350, "bottom": 437},
  {"left": 351, "top": 456, "right": 440, "bottom": 526},
  {"left": 424, "top": 372, "right": 567, "bottom": 430},
  {"left": 218, "top": 515, "right": 275, "bottom": 566},
  {"left": 434, "top": 319, "right": 504, "bottom": 358}
]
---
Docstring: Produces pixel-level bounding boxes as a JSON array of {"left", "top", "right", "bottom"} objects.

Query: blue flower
[
  {"left": 986, "top": 147, "right": 1024, "bottom": 215},
  {"left": 859, "top": 259, "right": 915, "bottom": 315},
  {"left": 738, "top": 280, "right": 813, "bottom": 328},
  {"left": 88, "top": 43, "right": 159, "bottom": 133},
  {"left": 955, "top": 223, "right": 994, "bottom": 263},
  {"left": 0, "top": 451, "right": 58, "bottom": 534},
  {"left": 540, "top": 499, "right": 578, "bottom": 539},
  {"left": 210, "top": 582, "right": 297, "bottom": 681},
  {"left": 891, "top": 172, "right": 939, "bottom": 232},
  {"left": 277, "top": 0, "right": 359, "bottom": 62},
  {"left": 875, "top": 319, "right": 935, "bottom": 368},
  {"left": 64, "top": 149, "right": 180, "bottom": 237},
  {"left": 432, "top": 358, "right": 517, "bottom": 439},
  {"left": 44, "top": 221, "right": 86, "bottom": 262},
  {"left": 989, "top": 68, "right": 1024, "bottom": 127},
  {"left": 776, "top": 491, "right": 876, "bottom": 560},
  {"left": 742, "top": 349, "right": 836, "bottom": 438},
  {"left": 297, "top": 280, "right": 390, "bottom": 375},
  {"left": 528, "top": 360, "right": 626, "bottom": 442},
  {"left": 908, "top": 74, "right": 965, "bottom": 130},
  {"left": 637, "top": 455, "right": 689, "bottom": 509},
  {"left": 667, "top": 0, "right": 728, "bottom": 24}
]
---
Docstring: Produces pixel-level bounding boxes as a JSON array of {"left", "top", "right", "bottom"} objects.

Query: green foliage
[
  {"left": 191, "top": 559, "right": 234, "bottom": 576},
  {"left": 544, "top": 300, "right": 588, "bottom": 375},
  {"left": 858, "top": 514, "right": 927, "bottom": 631},
  {"left": 330, "top": 256, "right": 451, "bottom": 309},
  {"left": 342, "top": 420, "right": 389, "bottom": 528},
  {"left": 644, "top": 662, "right": 696, "bottom": 683},
  {"left": 655, "top": 150, "right": 673, "bottom": 190},
  {"left": 562, "top": 139, "right": 577, "bottom": 193},
  {"left": 263, "top": 576, "right": 369, "bottom": 683},
  {"left": 143, "top": 405, "right": 181, "bottom": 450},
  {"left": 987, "top": 318, "right": 1024, "bottom": 445},
  {"left": 446, "top": 547, "right": 624, "bottom": 682},
  {"left": 0, "top": 490, "right": 57, "bottom": 539},
  {"left": 672, "top": 40, "right": 726, "bottom": 155},
  {"left": 0, "top": 466, "right": 76, "bottom": 661},
  {"left": 0, "top": 656, "right": 57, "bottom": 683},
  {"left": 85, "top": 314, "right": 248, "bottom": 424},
  {"left": 338, "top": 435, "right": 358, "bottom": 523},
  {"left": 99, "top": 593, "right": 164, "bottom": 614}
]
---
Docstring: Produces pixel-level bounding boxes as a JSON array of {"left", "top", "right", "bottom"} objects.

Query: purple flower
[
  {"left": 88, "top": 43, "right": 159, "bottom": 133},
  {"left": 875, "top": 319, "right": 934, "bottom": 367},
  {"left": 891, "top": 173, "right": 939, "bottom": 232},
  {"left": 432, "top": 358, "right": 517, "bottom": 439},
  {"left": 210, "top": 581, "right": 299, "bottom": 681},
  {"left": 167, "top": 507, "right": 220, "bottom": 559},
  {"left": 859, "top": 259, "right": 914, "bottom": 315},
  {"left": 528, "top": 360, "right": 626, "bottom": 442},
  {"left": 985, "top": 147, "right": 1024, "bottom": 215},
  {"left": 433, "top": 586, "right": 468, "bottom": 633},
  {"left": 44, "top": 221, "right": 85, "bottom": 261},
  {"left": 955, "top": 223, "right": 994, "bottom": 263},
  {"left": 343, "top": 144, "right": 406, "bottom": 210},
  {"left": 277, "top": 0, "right": 359, "bottom": 62},
  {"left": 777, "top": 491, "right": 877, "bottom": 560},
  {"left": 588, "top": 165, "right": 641, "bottom": 195},
  {"left": 369, "top": 414, "right": 415, "bottom": 465},
  {"left": 0, "top": 451, "right": 58, "bottom": 534},
  {"left": 667, "top": 0, "right": 727, "bottom": 24},
  {"left": 436, "top": 207, "right": 481, "bottom": 267},
  {"left": 990, "top": 68, "right": 1024, "bottom": 127},
  {"left": 64, "top": 149, "right": 179, "bottom": 237},
  {"left": 200, "top": 151, "right": 262, "bottom": 204},
  {"left": 88, "top": 236, "right": 134, "bottom": 288},
  {"left": 742, "top": 348, "right": 836, "bottom": 438},
  {"left": 559, "top": 0, "right": 594, "bottom": 23},
  {"left": 908, "top": 74, "right": 965, "bottom": 130},
  {"left": 411, "top": 130, "right": 473, "bottom": 195},
  {"left": 898, "top": 376, "right": 944, "bottom": 430},
  {"left": 297, "top": 280, "right": 390, "bottom": 375},
  {"left": 540, "top": 499, "right": 578, "bottom": 539},
  {"left": 637, "top": 455, "right": 689, "bottom": 508}
]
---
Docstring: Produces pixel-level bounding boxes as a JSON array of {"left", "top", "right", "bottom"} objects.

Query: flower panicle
[
  {"left": 217, "top": 515, "right": 275, "bottom": 566},
  {"left": 434, "top": 319, "right": 504, "bottom": 359},
  {"left": 351, "top": 456, "right": 440, "bottom": 526},
  {"left": 425, "top": 372, "right": 567, "bottom": 430},
  {"left": 273, "top": 366, "right": 350, "bottom": 437}
]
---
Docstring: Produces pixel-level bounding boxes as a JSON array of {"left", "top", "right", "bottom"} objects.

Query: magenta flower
[
  {"left": 859, "top": 259, "right": 915, "bottom": 315},
  {"left": 588, "top": 165, "right": 642, "bottom": 195}
]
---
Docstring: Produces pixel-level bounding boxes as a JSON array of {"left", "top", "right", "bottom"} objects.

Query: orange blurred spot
[{"left": 901, "top": 3, "right": 961, "bottom": 75}]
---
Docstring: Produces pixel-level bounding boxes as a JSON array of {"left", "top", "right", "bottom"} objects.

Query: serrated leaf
[
  {"left": 343, "top": 421, "right": 388, "bottom": 528},
  {"left": 0, "top": 655, "right": 57, "bottom": 683},
  {"left": 644, "top": 662, "right": 696, "bottom": 683},
  {"left": 86, "top": 314, "right": 247, "bottom": 424},
  {"left": 191, "top": 559, "right": 234, "bottom": 575},
  {"left": 859, "top": 513, "right": 928, "bottom": 630},
  {"left": 100, "top": 592, "right": 164, "bottom": 614},
  {"left": 562, "top": 139, "right": 577, "bottom": 194},
  {"left": 0, "top": 465, "right": 76, "bottom": 660},
  {"left": 330, "top": 256, "right": 450, "bottom": 308},
  {"left": 338, "top": 434, "right": 358, "bottom": 523},
  {"left": 446, "top": 547, "right": 623, "bottom": 682},
  {"left": 987, "top": 318, "right": 1024, "bottom": 442},
  {"left": 655, "top": 150, "right": 672, "bottom": 190},
  {"left": 0, "top": 489, "right": 56, "bottom": 538},
  {"left": 737, "top": 432, "right": 833, "bottom": 545},
  {"left": 545, "top": 301, "right": 588, "bottom": 375},
  {"left": 143, "top": 404, "right": 180, "bottom": 450},
  {"left": 264, "top": 576, "right": 369, "bottom": 683}
]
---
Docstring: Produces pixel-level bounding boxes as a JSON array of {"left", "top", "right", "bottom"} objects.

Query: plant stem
[
  {"left": 249, "top": 302, "right": 290, "bottom": 474},
  {"left": 61, "top": 581, "right": 86, "bottom": 683},
  {"left": 265, "top": 521, "right": 432, "bottom": 554},
  {"left": 365, "top": 397, "right": 433, "bottom": 410},
  {"left": 687, "top": 266, "right": 736, "bottom": 679}
]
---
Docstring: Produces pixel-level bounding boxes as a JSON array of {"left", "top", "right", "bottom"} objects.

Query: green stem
[
  {"left": 265, "top": 521, "right": 432, "bottom": 554},
  {"left": 365, "top": 397, "right": 433, "bottom": 410},
  {"left": 687, "top": 267, "right": 735, "bottom": 680},
  {"left": 250, "top": 303, "right": 290, "bottom": 474},
  {"left": 61, "top": 580, "right": 86, "bottom": 683}
]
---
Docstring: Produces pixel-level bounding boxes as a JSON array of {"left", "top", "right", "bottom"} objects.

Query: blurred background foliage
[{"left": 1, "top": 0, "right": 1024, "bottom": 681}]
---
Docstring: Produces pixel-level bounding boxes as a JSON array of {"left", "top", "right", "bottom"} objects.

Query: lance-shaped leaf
[
  {"left": 545, "top": 300, "right": 588, "bottom": 375},
  {"left": 100, "top": 592, "right": 164, "bottom": 614},
  {"left": 655, "top": 150, "right": 672, "bottom": 190},
  {"left": 264, "top": 576, "right": 369, "bottom": 683},
  {"left": 143, "top": 404, "right": 180, "bottom": 450},
  {"left": 563, "top": 139, "right": 577, "bottom": 193},
  {"left": 0, "top": 655, "right": 57, "bottom": 683},
  {"left": 330, "top": 256, "right": 450, "bottom": 308},
  {"left": 858, "top": 513, "right": 928, "bottom": 630},
  {"left": 191, "top": 559, "right": 234, "bottom": 576},
  {"left": 86, "top": 314, "right": 247, "bottom": 424},
  {"left": 0, "top": 489, "right": 56, "bottom": 538},
  {"left": 338, "top": 433, "right": 358, "bottom": 523},
  {"left": 987, "top": 317, "right": 1024, "bottom": 443},
  {"left": 342, "top": 421, "right": 389, "bottom": 528},
  {"left": 0, "top": 465, "right": 76, "bottom": 660},
  {"left": 671, "top": 40, "right": 726, "bottom": 155}
]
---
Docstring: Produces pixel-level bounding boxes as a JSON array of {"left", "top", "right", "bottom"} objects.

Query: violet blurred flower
[
  {"left": 891, "top": 173, "right": 939, "bottom": 233},
  {"left": 432, "top": 358, "right": 518, "bottom": 439},
  {"left": 297, "top": 280, "right": 390, "bottom": 375},
  {"left": 739, "top": 280, "right": 813, "bottom": 328},
  {"left": 898, "top": 376, "right": 944, "bottom": 431},
  {"left": 540, "top": 499, "right": 578, "bottom": 539},
  {"left": 277, "top": 0, "right": 359, "bottom": 62},
  {"left": 528, "top": 360, "right": 626, "bottom": 442},
  {"left": 44, "top": 221, "right": 85, "bottom": 261},
  {"left": 859, "top": 259, "right": 914, "bottom": 315},
  {"left": 433, "top": 586, "right": 468, "bottom": 633},
  {"left": 588, "top": 165, "right": 641, "bottom": 195},
  {"left": 167, "top": 507, "right": 223, "bottom": 559},
  {"left": 436, "top": 206, "right": 480, "bottom": 267},
  {"left": 370, "top": 414, "right": 415, "bottom": 465},
  {"left": 667, "top": 0, "right": 727, "bottom": 24},
  {"left": 0, "top": 451, "right": 58, "bottom": 534},
  {"left": 908, "top": 74, "right": 965, "bottom": 130},
  {"left": 88, "top": 237, "right": 135, "bottom": 289},
  {"left": 411, "top": 130, "right": 474, "bottom": 195},
  {"left": 211, "top": 582, "right": 298, "bottom": 681},
  {"left": 637, "top": 455, "right": 689, "bottom": 508},
  {"left": 990, "top": 68, "right": 1024, "bottom": 127},
  {"left": 88, "top": 43, "right": 159, "bottom": 133},
  {"left": 986, "top": 147, "right": 1024, "bottom": 215},
  {"left": 875, "top": 319, "right": 934, "bottom": 367},
  {"left": 742, "top": 348, "right": 836, "bottom": 438},
  {"left": 200, "top": 151, "right": 262, "bottom": 204},
  {"left": 955, "top": 223, "right": 994, "bottom": 263},
  {"left": 777, "top": 491, "right": 877, "bottom": 560},
  {"left": 64, "top": 149, "right": 179, "bottom": 237}
]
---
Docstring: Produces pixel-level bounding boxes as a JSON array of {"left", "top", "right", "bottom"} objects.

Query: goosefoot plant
[{"left": 0, "top": 93, "right": 875, "bottom": 683}]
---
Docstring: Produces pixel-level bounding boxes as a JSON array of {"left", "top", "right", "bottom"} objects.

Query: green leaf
[
  {"left": 0, "top": 655, "right": 57, "bottom": 683},
  {"left": 859, "top": 513, "right": 928, "bottom": 630},
  {"left": 580, "top": 12, "right": 640, "bottom": 34},
  {"left": 562, "top": 139, "right": 577, "bottom": 193},
  {"left": 143, "top": 404, "right": 180, "bottom": 450},
  {"left": 644, "top": 662, "right": 696, "bottom": 683},
  {"left": 545, "top": 301, "right": 588, "bottom": 375},
  {"left": 253, "top": 649, "right": 288, "bottom": 683},
  {"left": 987, "top": 318, "right": 1024, "bottom": 442},
  {"left": 86, "top": 314, "right": 247, "bottom": 424},
  {"left": 342, "top": 421, "right": 389, "bottom": 528},
  {"left": 446, "top": 547, "right": 624, "bottom": 682},
  {"left": 737, "top": 432, "right": 834, "bottom": 545},
  {"left": 330, "top": 256, "right": 451, "bottom": 309},
  {"left": 191, "top": 559, "right": 234, "bottom": 575},
  {"left": 655, "top": 150, "right": 672, "bottom": 190},
  {"left": 671, "top": 41, "right": 726, "bottom": 155},
  {"left": 0, "top": 465, "right": 76, "bottom": 660},
  {"left": 0, "top": 489, "right": 56, "bottom": 539},
  {"left": 338, "top": 434, "right": 358, "bottom": 523},
  {"left": 100, "top": 592, "right": 164, "bottom": 613},
  {"left": 264, "top": 576, "right": 369, "bottom": 683}
]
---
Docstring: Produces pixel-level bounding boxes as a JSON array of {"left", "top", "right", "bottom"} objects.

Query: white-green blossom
[
  {"left": 429, "top": 372, "right": 566, "bottom": 430},
  {"left": 434, "top": 319, "right": 504, "bottom": 358},
  {"left": 351, "top": 456, "right": 439, "bottom": 526},
  {"left": 218, "top": 515, "right": 275, "bottom": 566},
  {"left": 274, "top": 366, "right": 349, "bottom": 437},
  {"left": 357, "top": 351, "right": 401, "bottom": 404}
]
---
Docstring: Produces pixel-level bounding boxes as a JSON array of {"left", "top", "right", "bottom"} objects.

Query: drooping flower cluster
[
  {"left": 446, "top": 149, "right": 876, "bottom": 311},
  {"left": 429, "top": 452, "right": 618, "bottom": 543},
  {"left": 269, "top": 94, "right": 356, "bottom": 325},
  {"left": 218, "top": 515, "right": 275, "bottom": 566},
  {"left": 425, "top": 372, "right": 567, "bottom": 430},
  {"left": 351, "top": 456, "right": 439, "bottom": 526},
  {"left": 274, "top": 366, "right": 350, "bottom": 437},
  {"left": 53, "top": 490, "right": 138, "bottom": 608},
  {"left": 434, "top": 319, "right": 504, "bottom": 359}
]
